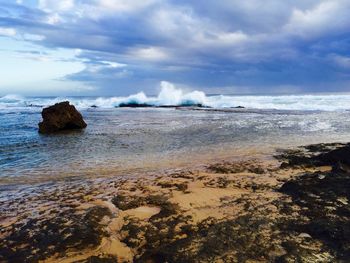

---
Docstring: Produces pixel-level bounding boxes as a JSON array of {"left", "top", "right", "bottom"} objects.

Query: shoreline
[
  {"left": 0, "top": 143, "right": 278, "bottom": 187},
  {"left": 3, "top": 137, "right": 350, "bottom": 187},
  {"left": 1, "top": 142, "right": 350, "bottom": 262}
]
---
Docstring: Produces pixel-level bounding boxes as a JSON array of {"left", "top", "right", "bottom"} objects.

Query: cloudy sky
[{"left": 0, "top": 0, "right": 350, "bottom": 96}]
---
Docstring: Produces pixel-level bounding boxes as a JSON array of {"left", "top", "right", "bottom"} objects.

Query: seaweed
[
  {"left": 0, "top": 206, "right": 111, "bottom": 263},
  {"left": 77, "top": 255, "right": 119, "bottom": 263},
  {"left": 279, "top": 170, "right": 350, "bottom": 260},
  {"left": 208, "top": 161, "right": 265, "bottom": 174},
  {"left": 112, "top": 194, "right": 179, "bottom": 218}
]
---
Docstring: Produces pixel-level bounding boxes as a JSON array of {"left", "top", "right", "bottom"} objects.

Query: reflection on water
[{"left": 1, "top": 107, "right": 350, "bottom": 185}]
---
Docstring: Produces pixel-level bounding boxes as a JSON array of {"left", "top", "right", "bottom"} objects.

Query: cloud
[
  {"left": 22, "top": 33, "right": 45, "bottom": 41},
  {"left": 94, "top": 0, "right": 159, "bottom": 12},
  {"left": 329, "top": 54, "right": 350, "bottom": 69},
  {"left": 0, "top": 0, "right": 350, "bottom": 95},
  {"left": 38, "top": 0, "right": 75, "bottom": 12},
  {"left": 129, "top": 47, "right": 170, "bottom": 62},
  {"left": 100, "top": 61, "right": 126, "bottom": 68},
  {"left": 0, "top": 27, "right": 16, "bottom": 37},
  {"left": 285, "top": 1, "right": 350, "bottom": 38},
  {"left": 46, "top": 13, "right": 61, "bottom": 25}
]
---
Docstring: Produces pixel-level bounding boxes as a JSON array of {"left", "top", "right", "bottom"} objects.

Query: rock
[
  {"left": 298, "top": 233, "right": 312, "bottom": 239},
  {"left": 232, "top": 106, "right": 245, "bottom": 109},
  {"left": 118, "top": 103, "right": 153, "bottom": 108},
  {"left": 117, "top": 103, "right": 207, "bottom": 108},
  {"left": 319, "top": 144, "right": 350, "bottom": 167},
  {"left": 337, "top": 197, "right": 348, "bottom": 205},
  {"left": 38, "top": 101, "right": 87, "bottom": 134},
  {"left": 318, "top": 174, "right": 326, "bottom": 180},
  {"left": 275, "top": 143, "right": 350, "bottom": 169}
]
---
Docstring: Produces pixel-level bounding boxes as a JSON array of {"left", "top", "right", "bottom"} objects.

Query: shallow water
[{"left": 2, "top": 104, "right": 350, "bottom": 185}]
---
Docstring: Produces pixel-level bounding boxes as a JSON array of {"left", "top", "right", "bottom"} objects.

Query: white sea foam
[{"left": 1, "top": 81, "right": 350, "bottom": 111}]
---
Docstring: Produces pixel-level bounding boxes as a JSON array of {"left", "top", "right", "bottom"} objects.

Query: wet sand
[{"left": 1, "top": 143, "right": 350, "bottom": 262}]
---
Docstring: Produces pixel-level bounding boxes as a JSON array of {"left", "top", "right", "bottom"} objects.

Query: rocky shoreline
[{"left": 1, "top": 143, "right": 350, "bottom": 262}]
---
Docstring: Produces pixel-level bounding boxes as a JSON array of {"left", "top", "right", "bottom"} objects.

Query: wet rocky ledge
[{"left": 1, "top": 143, "right": 350, "bottom": 262}]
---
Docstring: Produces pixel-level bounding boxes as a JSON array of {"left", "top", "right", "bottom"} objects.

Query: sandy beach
[{"left": 1, "top": 142, "right": 349, "bottom": 262}]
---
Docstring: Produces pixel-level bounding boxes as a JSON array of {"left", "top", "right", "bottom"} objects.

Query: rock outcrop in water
[
  {"left": 117, "top": 102, "right": 206, "bottom": 108},
  {"left": 38, "top": 101, "right": 87, "bottom": 134}
]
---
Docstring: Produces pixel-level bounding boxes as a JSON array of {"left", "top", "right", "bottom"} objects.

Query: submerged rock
[
  {"left": 231, "top": 106, "right": 245, "bottom": 109},
  {"left": 118, "top": 102, "right": 153, "bottom": 108},
  {"left": 38, "top": 101, "right": 87, "bottom": 134},
  {"left": 116, "top": 103, "right": 207, "bottom": 108}
]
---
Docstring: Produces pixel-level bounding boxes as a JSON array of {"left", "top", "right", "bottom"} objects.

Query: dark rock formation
[
  {"left": 231, "top": 106, "right": 245, "bottom": 109},
  {"left": 38, "top": 101, "right": 87, "bottom": 134},
  {"left": 117, "top": 103, "right": 207, "bottom": 108},
  {"left": 318, "top": 143, "right": 350, "bottom": 168},
  {"left": 0, "top": 205, "right": 111, "bottom": 262},
  {"left": 277, "top": 143, "right": 350, "bottom": 261},
  {"left": 118, "top": 103, "right": 153, "bottom": 108},
  {"left": 276, "top": 142, "right": 350, "bottom": 171}
]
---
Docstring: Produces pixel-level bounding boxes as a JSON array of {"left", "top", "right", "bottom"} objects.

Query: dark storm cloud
[{"left": 1, "top": 0, "right": 350, "bottom": 94}]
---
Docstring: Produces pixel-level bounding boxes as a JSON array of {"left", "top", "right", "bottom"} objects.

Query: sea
[{"left": 2, "top": 86, "right": 350, "bottom": 185}]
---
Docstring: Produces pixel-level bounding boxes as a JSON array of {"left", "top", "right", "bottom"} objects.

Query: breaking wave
[{"left": 1, "top": 81, "right": 350, "bottom": 111}]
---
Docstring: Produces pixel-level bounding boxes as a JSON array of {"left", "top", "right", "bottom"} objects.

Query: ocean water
[
  {"left": 2, "top": 82, "right": 350, "bottom": 111},
  {"left": 2, "top": 87, "right": 350, "bottom": 185}
]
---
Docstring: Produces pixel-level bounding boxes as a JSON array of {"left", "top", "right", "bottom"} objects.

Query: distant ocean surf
[{"left": 1, "top": 82, "right": 350, "bottom": 111}]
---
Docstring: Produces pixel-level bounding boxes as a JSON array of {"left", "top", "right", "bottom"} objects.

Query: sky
[{"left": 0, "top": 0, "right": 350, "bottom": 96}]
